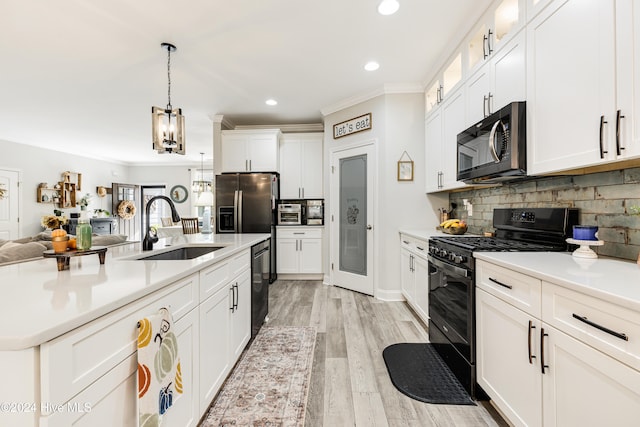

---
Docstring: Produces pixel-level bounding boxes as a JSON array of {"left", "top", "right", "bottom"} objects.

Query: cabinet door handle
[
  {"left": 616, "top": 109, "right": 625, "bottom": 156},
  {"left": 302, "top": 187, "right": 305, "bottom": 198},
  {"left": 295, "top": 240, "right": 299, "bottom": 251},
  {"left": 488, "top": 92, "right": 493, "bottom": 115},
  {"left": 483, "top": 33, "right": 488, "bottom": 59},
  {"left": 487, "top": 29, "right": 493, "bottom": 55},
  {"left": 229, "top": 285, "right": 236, "bottom": 313},
  {"left": 489, "top": 277, "right": 513, "bottom": 289},
  {"left": 299, "top": 239, "right": 303, "bottom": 251},
  {"left": 599, "top": 115, "right": 608, "bottom": 159},
  {"left": 572, "top": 313, "right": 629, "bottom": 341},
  {"left": 540, "top": 328, "right": 549, "bottom": 374},
  {"left": 234, "top": 283, "right": 239, "bottom": 310},
  {"left": 483, "top": 95, "right": 488, "bottom": 118},
  {"left": 528, "top": 321, "right": 536, "bottom": 364}
]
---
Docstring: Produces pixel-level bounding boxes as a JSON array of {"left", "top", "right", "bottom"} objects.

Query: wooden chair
[
  {"left": 161, "top": 217, "right": 173, "bottom": 227},
  {"left": 181, "top": 217, "right": 200, "bottom": 234}
]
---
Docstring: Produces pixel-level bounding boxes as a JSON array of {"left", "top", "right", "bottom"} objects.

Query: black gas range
[{"left": 427, "top": 207, "right": 579, "bottom": 399}]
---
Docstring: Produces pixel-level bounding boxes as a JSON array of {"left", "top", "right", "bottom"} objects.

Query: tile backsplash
[{"left": 449, "top": 167, "right": 640, "bottom": 261}]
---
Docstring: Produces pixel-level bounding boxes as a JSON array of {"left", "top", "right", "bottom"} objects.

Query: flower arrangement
[
  {"left": 41, "top": 215, "right": 68, "bottom": 230},
  {"left": 78, "top": 193, "right": 92, "bottom": 208}
]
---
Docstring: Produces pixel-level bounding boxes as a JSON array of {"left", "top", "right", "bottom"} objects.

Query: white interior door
[
  {"left": 0, "top": 169, "right": 20, "bottom": 240},
  {"left": 330, "top": 143, "right": 375, "bottom": 296}
]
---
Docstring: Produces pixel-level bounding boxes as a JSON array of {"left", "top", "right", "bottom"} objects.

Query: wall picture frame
[
  {"left": 397, "top": 150, "right": 414, "bottom": 181},
  {"left": 397, "top": 161, "right": 414, "bottom": 181},
  {"left": 170, "top": 185, "right": 188, "bottom": 203}
]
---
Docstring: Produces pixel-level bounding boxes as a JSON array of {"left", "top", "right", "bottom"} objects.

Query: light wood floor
[{"left": 267, "top": 280, "right": 509, "bottom": 427}]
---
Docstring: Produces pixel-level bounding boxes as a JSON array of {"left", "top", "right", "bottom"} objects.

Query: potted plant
[
  {"left": 78, "top": 193, "right": 92, "bottom": 211},
  {"left": 93, "top": 208, "right": 110, "bottom": 218}
]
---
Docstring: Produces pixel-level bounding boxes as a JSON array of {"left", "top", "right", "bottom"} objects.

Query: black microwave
[{"left": 457, "top": 101, "right": 526, "bottom": 184}]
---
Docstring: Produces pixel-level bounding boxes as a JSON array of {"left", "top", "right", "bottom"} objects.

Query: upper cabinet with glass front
[
  {"left": 425, "top": 52, "right": 463, "bottom": 116},
  {"left": 467, "top": 0, "right": 525, "bottom": 76}
]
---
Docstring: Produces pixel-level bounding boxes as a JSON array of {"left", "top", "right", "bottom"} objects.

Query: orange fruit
[{"left": 67, "top": 238, "right": 77, "bottom": 249}]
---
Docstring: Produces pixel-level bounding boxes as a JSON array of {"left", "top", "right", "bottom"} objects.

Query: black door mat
[{"left": 382, "top": 343, "right": 475, "bottom": 406}]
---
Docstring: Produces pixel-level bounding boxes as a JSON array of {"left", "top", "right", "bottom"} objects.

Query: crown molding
[
  {"left": 320, "top": 82, "right": 423, "bottom": 117},
  {"left": 233, "top": 123, "right": 324, "bottom": 133}
]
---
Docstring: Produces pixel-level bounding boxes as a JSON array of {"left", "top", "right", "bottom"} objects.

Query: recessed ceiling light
[
  {"left": 265, "top": 99, "right": 278, "bottom": 106},
  {"left": 378, "top": 0, "right": 399, "bottom": 15},
  {"left": 364, "top": 61, "right": 380, "bottom": 71}
]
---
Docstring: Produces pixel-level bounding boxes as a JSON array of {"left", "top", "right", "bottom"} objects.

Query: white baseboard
[{"left": 375, "top": 288, "right": 404, "bottom": 301}]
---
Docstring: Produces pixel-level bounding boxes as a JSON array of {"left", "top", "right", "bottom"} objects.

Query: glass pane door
[{"left": 339, "top": 154, "right": 367, "bottom": 276}]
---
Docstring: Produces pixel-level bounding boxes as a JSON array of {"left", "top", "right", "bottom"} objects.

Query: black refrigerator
[{"left": 215, "top": 172, "right": 278, "bottom": 283}]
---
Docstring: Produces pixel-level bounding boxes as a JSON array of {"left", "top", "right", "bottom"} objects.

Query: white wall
[
  {"left": 1, "top": 139, "right": 203, "bottom": 238},
  {"left": 127, "top": 165, "right": 199, "bottom": 219},
  {"left": 324, "top": 93, "right": 447, "bottom": 300},
  {"left": 0, "top": 140, "right": 130, "bottom": 237}
]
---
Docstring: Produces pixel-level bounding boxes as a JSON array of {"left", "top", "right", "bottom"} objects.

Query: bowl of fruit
[{"left": 437, "top": 219, "right": 468, "bottom": 235}]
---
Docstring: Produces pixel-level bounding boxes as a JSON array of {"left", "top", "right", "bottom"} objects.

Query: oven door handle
[{"left": 428, "top": 255, "right": 470, "bottom": 278}]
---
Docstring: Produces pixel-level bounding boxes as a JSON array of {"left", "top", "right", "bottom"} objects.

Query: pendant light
[
  {"left": 152, "top": 42, "right": 186, "bottom": 155},
  {"left": 194, "top": 153, "right": 214, "bottom": 207}
]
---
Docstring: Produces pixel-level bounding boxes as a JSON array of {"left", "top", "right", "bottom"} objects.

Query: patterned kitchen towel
[{"left": 137, "top": 307, "right": 183, "bottom": 427}]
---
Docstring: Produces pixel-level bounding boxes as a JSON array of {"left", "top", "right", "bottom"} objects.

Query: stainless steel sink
[{"left": 134, "top": 246, "right": 224, "bottom": 261}]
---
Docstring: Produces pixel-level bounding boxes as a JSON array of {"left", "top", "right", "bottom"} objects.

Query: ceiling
[{"left": 2, "top": 0, "right": 491, "bottom": 166}]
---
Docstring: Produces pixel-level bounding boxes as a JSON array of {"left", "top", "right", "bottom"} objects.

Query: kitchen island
[{"left": 0, "top": 233, "right": 269, "bottom": 427}]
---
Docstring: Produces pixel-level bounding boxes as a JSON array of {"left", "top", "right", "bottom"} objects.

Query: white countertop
[
  {"left": 475, "top": 252, "right": 640, "bottom": 312},
  {"left": 0, "top": 233, "right": 270, "bottom": 351},
  {"left": 399, "top": 228, "right": 480, "bottom": 240}
]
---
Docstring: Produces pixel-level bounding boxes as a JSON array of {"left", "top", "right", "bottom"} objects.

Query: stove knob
[
  {"left": 440, "top": 249, "right": 448, "bottom": 258},
  {"left": 452, "top": 254, "right": 465, "bottom": 264}
]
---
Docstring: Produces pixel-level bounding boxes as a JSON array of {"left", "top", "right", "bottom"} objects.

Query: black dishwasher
[{"left": 251, "top": 239, "right": 270, "bottom": 338}]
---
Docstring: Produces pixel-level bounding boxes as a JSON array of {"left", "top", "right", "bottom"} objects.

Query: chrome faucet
[{"left": 142, "top": 195, "right": 181, "bottom": 251}]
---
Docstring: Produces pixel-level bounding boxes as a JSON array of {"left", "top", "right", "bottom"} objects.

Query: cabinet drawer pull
[
  {"left": 489, "top": 277, "right": 512, "bottom": 289},
  {"left": 402, "top": 240, "right": 410, "bottom": 244},
  {"left": 416, "top": 246, "right": 425, "bottom": 251},
  {"left": 572, "top": 313, "right": 629, "bottom": 341},
  {"left": 599, "top": 115, "right": 608, "bottom": 159},
  {"left": 616, "top": 109, "right": 625, "bottom": 156},
  {"left": 528, "top": 320, "right": 536, "bottom": 364},
  {"left": 540, "top": 328, "right": 549, "bottom": 374}
]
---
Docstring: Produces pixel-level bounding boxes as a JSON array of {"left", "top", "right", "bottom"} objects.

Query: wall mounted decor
[
  {"left": 333, "top": 113, "right": 372, "bottom": 139},
  {"left": 397, "top": 151, "right": 414, "bottom": 181},
  {"left": 170, "top": 185, "right": 188, "bottom": 203}
]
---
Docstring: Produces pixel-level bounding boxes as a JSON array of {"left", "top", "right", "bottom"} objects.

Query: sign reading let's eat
[{"left": 333, "top": 113, "right": 372, "bottom": 139}]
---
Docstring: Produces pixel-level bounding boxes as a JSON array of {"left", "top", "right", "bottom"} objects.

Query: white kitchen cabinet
[
  {"left": 542, "top": 323, "right": 640, "bottom": 427},
  {"left": 527, "top": 0, "right": 617, "bottom": 174},
  {"left": 477, "top": 258, "right": 640, "bottom": 426},
  {"left": 466, "top": 30, "right": 526, "bottom": 124},
  {"left": 425, "top": 108, "right": 443, "bottom": 192},
  {"left": 476, "top": 288, "right": 542, "bottom": 427},
  {"left": 229, "top": 269, "right": 251, "bottom": 361},
  {"left": 399, "top": 234, "right": 429, "bottom": 324},
  {"left": 440, "top": 88, "right": 468, "bottom": 190},
  {"left": 279, "top": 133, "right": 323, "bottom": 199},
  {"left": 614, "top": 0, "right": 640, "bottom": 161},
  {"left": 198, "top": 283, "right": 231, "bottom": 411},
  {"left": 426, "top": 86, "right": 467, "bottom": 193},
  {"left": 467, "top": 0, "right": 525, "bottom": 76},
  {"left": 221, "top": 129, "right": 281, "bottom": 173},
  {"left": 425, "top": 52, "right": 463, "bottom": 117},
  {"left": 276, "top": 227, "right": 323, "bottom": 274}
]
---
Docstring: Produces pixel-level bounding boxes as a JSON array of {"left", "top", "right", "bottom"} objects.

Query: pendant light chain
[{"left": 166, "top": 47, "right": 172, "bottom": 110}]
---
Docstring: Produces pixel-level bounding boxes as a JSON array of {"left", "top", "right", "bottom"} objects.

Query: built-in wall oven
[{"left": 277, "top": 203, "right": 302, "bottom": 225}]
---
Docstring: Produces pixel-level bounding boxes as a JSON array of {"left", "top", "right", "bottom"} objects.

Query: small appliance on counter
[
  {"left": 305, "top": 200, "right": 324, "bottom": 225},
  {"left": 277, "top": 203, "right": 302, "bottom": 225}
]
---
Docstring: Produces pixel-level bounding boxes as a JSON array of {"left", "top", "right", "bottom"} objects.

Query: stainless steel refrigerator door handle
[
  {"left": 233, "top": 190, "right": 239, "bottom": 232},
  {"left": 238, "top": 190, "right": 243, "bottom": 232}
]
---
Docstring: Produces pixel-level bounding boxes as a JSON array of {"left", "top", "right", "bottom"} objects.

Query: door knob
[{"left": 367, "top": 225, "right": 373, "bottom": 230}]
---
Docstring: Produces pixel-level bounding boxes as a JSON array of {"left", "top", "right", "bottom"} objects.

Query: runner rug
[{"left": 200, "top": 326, "right": 317, "bottom": 426}]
